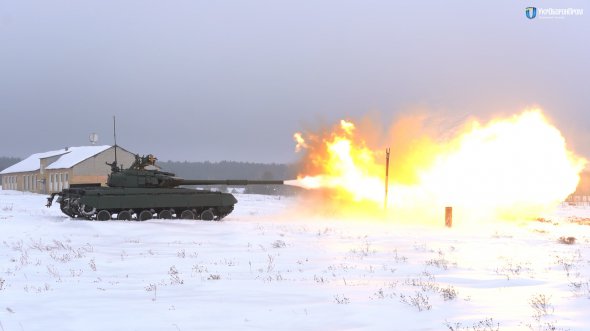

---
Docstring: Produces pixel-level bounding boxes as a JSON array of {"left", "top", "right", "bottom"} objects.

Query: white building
[{"left": 1, "top": 145, "right": 135, "bottom": 194}]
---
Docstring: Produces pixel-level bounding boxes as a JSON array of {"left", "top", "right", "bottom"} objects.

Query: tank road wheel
[
  {"left": 158, "top": 209, "right": 173, "bottom": 219},
  {"left": 117, "top": 210, "right": 133, "bottom": 221},
  {"left": 79, "top": 204, "right": 96, "bottom": 218},
  {"left": 96, "top": 210, "right": 112, "bottom": 221},
  {"left": 200, "top": 209, "right": 215, "bottom": 221},
  {"left": 180, "top": 210, "right": 195, "bottom": 220},
  {"left": 138, "top": 210, "right": 153, "bottom": 221}
]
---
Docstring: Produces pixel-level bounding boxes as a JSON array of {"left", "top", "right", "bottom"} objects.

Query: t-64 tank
[{"left": 46, "top": 154, "right": 284, "bottom": 221}]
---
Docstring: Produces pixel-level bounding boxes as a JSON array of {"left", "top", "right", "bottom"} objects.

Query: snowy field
[{"left": 1, "top": 190, "right": 590, "bottom": 331}]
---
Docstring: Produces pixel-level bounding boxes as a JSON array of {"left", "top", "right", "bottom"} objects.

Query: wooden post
[
  {"left": 384, "top": 147, "right": 390, "bottom": 210},
  {"left": 445, "top": 207, "right": 453, "bottom": 227}
]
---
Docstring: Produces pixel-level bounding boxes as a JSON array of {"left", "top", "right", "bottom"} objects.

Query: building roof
[
  {"left": 46, "top": 145, "right": 112, "bottom": 169},
  {"left": 0, "top": 145, "right": 112, "bottom": 174}
]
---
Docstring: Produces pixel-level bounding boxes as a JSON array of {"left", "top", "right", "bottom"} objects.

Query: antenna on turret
[
  {"left": 113, "top": 116, "right": 118, "bottom": 166},
  {"left": 106, "top": 116, "right": 119, "bottom": 172}
]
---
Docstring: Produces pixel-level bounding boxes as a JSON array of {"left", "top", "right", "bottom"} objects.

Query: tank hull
[
  {"left": 54, "top": 187, "right": 237, "bottom": 221},
  {"left": 45, "top": 152, "right": 286, "bottom": 221}
]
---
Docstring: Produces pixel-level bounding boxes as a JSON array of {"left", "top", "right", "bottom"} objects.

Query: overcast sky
[{"left": 0, "top": 1, "right": 588, "bottom": 163}]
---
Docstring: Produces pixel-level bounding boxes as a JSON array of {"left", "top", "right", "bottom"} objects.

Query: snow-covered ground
[{"left": 1, "top": 190, "right": 589, "bottom": 331}]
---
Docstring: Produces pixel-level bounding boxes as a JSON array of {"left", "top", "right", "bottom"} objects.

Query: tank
[{"left": 45, "top": 154, "right": 284, "bottom": 221}]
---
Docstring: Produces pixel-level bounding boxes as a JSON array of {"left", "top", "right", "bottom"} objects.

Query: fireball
[{"left": 289, "top": 109, "right": 587, "bottom": 223}]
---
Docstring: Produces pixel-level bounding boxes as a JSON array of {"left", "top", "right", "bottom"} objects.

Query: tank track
[{"left": 48, "top": 194, "right": 233, "bottom": 221}]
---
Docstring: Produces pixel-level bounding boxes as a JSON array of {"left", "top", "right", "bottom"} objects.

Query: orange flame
[{"left": 290, "top": 109, "right": 587, "bottom": 223}]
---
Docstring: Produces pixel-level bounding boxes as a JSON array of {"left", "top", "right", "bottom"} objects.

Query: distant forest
[
  {"left": 158, "top": 160, "right": 298, "bottom": 181},
  {"left": 158, "top": 160, "right": 301, "bottom": 195},
  {"left": 0, "top": 157, "right": 299, "bottom": 180},
  {"left": 0, "top": 157, "right": 21, "bottom": 172}
]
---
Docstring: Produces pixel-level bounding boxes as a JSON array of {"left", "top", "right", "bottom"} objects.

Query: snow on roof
[
  {"left": 1, "top": 149, "right": 68, "bottom": 174},
  {"left": 46, "top": 145, "right": 112, "bottom": 170},
  {"left": 0, "top": 145, "right": 112, "bottom": 174}
]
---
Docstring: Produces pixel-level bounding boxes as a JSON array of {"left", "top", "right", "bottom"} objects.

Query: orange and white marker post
[{"left": 445, "top": 207, "right": 453, "bottom": 227}]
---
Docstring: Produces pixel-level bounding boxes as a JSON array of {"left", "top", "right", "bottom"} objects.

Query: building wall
[
  {"left": 40, "top": 154, "right": 63, "bottom": 177},
  {"left": 1, "top": 146, "right": 137, "bottom": 194},
  {"left": 22, "top": 172, "right": 40, "bottom": 193},
  {"left": 1, "top": 172, "right": 40, "bottom": 192},
  {"left": 72, "top": 146, "right": 135, "bottom": 178},
  {"left": 44, "top": 169, "right": 73, "bottom": 193},
  {"left": 2, "top": 174, "right": 18, "bottom": 190},
  {"left": 0, "top": 169, "right": 74, "bottom": 194},
  {"left": 46, "top": 147, "right": 135, "bottom": 193}
]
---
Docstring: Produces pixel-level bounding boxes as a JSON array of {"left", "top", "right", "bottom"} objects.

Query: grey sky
[{"left": 1, "top": 1, "right": 588, "bottom": 163}]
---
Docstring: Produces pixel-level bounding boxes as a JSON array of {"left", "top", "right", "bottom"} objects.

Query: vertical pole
[
  {"left": 384, "top": 147, "right": 390, "bottom": 210},
  {"left": 445, "top": 207, "right": 453, "bottom": 227}
]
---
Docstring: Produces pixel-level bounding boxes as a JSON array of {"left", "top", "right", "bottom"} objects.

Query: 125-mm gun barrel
[
  {"left": 177, "top": 179, "right": 284, "bottom": 186},
  {"left": 46, "top": 154, "right": 287, "bottom": 221},
  {"left": 105, "top": 166, "right": 284, "bottom": 188}
]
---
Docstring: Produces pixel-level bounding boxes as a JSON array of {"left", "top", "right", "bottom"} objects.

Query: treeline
[
  {"left": 158, "top": 160, "right": 298, "bottom": 181},
  {"left": 0, "top": 157, "right": 21, "bottom": 172},
  {"left": 0, "top": 157, "right": 299, "bottom": 180},
  {"left": 0, "top": 156, "right": 301, "bottom": 195}
]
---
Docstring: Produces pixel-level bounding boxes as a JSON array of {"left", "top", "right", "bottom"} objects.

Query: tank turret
[
  {"left": 106, "top": 154, "right": 284, "bottom": 188},
  {"left": 46, "top": 153, "right": 285, "bottom": 222}
]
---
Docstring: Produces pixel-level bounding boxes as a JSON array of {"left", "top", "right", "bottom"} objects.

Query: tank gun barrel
[{"left": 177, "top": 179, "right": 284, "bottom": 186}]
